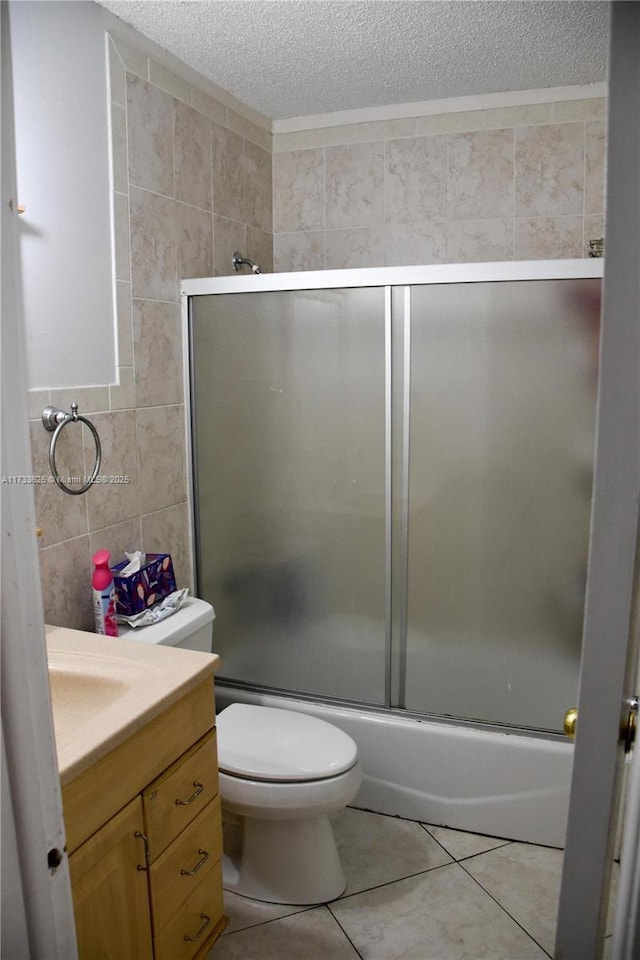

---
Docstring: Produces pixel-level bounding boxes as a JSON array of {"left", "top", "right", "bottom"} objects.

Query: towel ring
[{"left": 42, "top": 403, "right": 102, "bottom": 496}]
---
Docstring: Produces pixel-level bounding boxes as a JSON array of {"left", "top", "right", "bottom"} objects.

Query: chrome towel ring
[{"left": 42, "top": 403, "right": 102, "bottom": 496}]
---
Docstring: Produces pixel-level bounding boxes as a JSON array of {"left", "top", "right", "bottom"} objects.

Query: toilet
[{"left": 120, "top": 597, "right": 361, "bottom": 905}]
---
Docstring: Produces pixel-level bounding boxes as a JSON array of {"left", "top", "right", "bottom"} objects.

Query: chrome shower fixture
[{"left": 232, "top": 251, "right": 262, "bottom": 274}]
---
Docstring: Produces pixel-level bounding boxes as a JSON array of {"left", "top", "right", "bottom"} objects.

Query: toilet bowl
[
  {"left": 120, "top": 598, "right": 361, "bottom": 905},
  {"left": 216, "top": 703, "right": 361, "bottom": 905}
]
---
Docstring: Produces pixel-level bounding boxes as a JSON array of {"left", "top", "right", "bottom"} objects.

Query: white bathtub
[{"left": 215, "top": 685, "right": 573, "bottom": 848}]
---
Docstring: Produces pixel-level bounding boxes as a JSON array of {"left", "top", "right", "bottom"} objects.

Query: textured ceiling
[{"left": 98, "top": 0, "right": 609, "bottom": 121}]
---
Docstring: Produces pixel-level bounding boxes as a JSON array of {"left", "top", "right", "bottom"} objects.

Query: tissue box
[{"left": 111, "top": 553, "right": 177, "bottom": 615}]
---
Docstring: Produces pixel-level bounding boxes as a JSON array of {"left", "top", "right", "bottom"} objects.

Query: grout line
[
  {"left": 220, "top": 904, "right": 317, "bottom": 938},
  {"left": 325, "top": 903, "right": 366, "bottom": 959},
  {"left": 418, "top": 821, "right": 513, "bottom": 861},
  {"left": 333, "top": 859, "right": 458, "bottom": 904}
]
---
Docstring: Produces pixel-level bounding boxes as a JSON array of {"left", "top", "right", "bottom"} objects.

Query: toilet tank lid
[
  {"left": 216, "top": 704, "right": 358, "bottom": 781},
  {"left": 118, "top": 597, "right": 215, "bottom": 646}
]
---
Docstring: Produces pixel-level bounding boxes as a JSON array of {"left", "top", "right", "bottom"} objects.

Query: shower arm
[{"left": 232, "top": 251, "right": 262, "bottom": 274}]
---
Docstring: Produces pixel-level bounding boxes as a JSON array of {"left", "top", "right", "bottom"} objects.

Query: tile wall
[
  {"left": 29, "top": 28, "right": 606, "bottom": 632},
  {"left": 272, "top": 98, "right": 606, "bottom": 270},
  {"left": 30, "top": 32, "right": 273, "bottom": 630}
]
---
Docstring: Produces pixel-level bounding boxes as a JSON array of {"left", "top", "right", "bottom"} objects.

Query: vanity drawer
[
  {"left": 153, "top": 866, "right": 226, "bottom": 960},
  {"left": 150, "top": 795, "right": 223, "bottom": 930},
  {"left": 143, "top": 730, "right": 219, "bottom": 860}
]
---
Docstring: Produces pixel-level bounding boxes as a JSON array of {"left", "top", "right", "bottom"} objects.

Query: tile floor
[{"left": 207, "top": 806, "right": 616, "bottom": 960}]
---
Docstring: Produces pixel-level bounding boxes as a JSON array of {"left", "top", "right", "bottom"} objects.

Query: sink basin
[
  {"left": 48, "top": 663, "right": 129, "bottom": 725},
  {"left": 45, "top": 624, "right": 219, "bottom": 785}
]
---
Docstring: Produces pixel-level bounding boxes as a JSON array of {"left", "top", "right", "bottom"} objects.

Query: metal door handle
[
  {"left": 564, "top": 698, "right": 638, "bottom": 752},
  {"left": 564, "top": 707, "right": 578, "bottom": 739}
]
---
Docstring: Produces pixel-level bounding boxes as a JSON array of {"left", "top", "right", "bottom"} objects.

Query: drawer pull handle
[
  {"left": 134, "top": 831, "right": 150, "bottom": 871},
  {"left": 183, "top": 913, "right": 210, "bottom": 942},
  {"left": 175, "top": 781, "right": 204, "bottom": 806},
  {"left": 180, "top": 848, "right": 209, "bottom": 876}
]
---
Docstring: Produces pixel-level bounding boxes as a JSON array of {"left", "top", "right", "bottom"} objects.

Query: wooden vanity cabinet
[{"left": 63, "top": 678, "right": 228, "bottom": 960}]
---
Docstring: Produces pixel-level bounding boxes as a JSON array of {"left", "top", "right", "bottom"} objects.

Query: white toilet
[{"left": 120, "top": 597, "right": 362, "bottom": 905}]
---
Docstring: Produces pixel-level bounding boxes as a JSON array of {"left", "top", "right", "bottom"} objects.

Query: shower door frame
[{"left": 183, "top": 258, "right": 604, "bottom": 738}]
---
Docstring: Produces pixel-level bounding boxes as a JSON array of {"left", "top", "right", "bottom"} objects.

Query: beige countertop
[{"left": 46, "top": 625, "right": 219, "bottom": 786}]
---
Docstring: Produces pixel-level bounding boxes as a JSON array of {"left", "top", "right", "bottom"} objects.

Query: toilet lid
[{"left": 216, "top": 704, "right": 358, "bottom": 782}]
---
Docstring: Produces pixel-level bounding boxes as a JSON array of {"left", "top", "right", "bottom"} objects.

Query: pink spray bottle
[{"left": 92, "top": 549, "right": 118, "bottom": 636}]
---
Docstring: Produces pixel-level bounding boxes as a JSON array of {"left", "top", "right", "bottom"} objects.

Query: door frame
[{"left": 555, "top": 4, "right": 640, "bottom": 957}]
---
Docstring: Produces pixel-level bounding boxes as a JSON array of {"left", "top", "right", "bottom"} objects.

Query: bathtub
[{"left": 215, "top": 684, "right": 573, "bottom": 848}]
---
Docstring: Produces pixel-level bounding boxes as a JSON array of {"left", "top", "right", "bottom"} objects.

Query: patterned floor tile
[
  {"left": 208, "top": 904, "right": 361, "bottom": 960},
  {"left": 330, "top": 862, "right": 548, "bottom": 960},
  {"left": 333, "top": 806, "right": 452, "bottom": 896}
]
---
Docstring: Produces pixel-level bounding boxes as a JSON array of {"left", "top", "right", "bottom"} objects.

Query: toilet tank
[{"left": 118, "top": 597, "right": 215, "bottom": 652}]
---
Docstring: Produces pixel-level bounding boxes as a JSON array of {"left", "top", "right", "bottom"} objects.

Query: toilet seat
[
  {"left": 216, "top": 704, "right": 358, "bottom": 782},
  {"left": 219, "top": 762, "right": 362, "bottom": 821}
]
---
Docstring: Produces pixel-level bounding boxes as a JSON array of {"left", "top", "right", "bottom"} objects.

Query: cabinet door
[{"left": 69, "top": 796, "right": 152, "bottom": 960}]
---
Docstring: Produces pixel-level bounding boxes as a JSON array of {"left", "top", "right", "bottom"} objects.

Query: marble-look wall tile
[
  {"left": 141, "top": 502, "right": 192, "bottom": 591},
  {"left": 116, "top": 281, "right": 133, "bottom": 366},
  {"left": 385, "top": 220, "right": 446, "bottom": 266},
  {"left": 49, "top": 386, "right": 110, "bottom": 415},
  {"left": 353, "top": 117, "right": 417, "bottom": 142},
  {"left": 129, "top": 187, "right": 177, "bottom": 301},
  {"left": 515, "top": 123, "right": 584, "bottom": 217},
  {"left": 110, "top": 103, "right": 128, "bottom": 194},
  {"left": 246, "top": 227, "right": 274, "bottom": 274},
  {"left": 273, "top": 149, "right": 324, "bottom": 233},
  {"left": 30, "top": 421, "right": 88, "bottom": 548},
  {"left": 132, "top": 300, "right": 183, "bottom": 407},
  {"left": 39, "top": 536, "right": 93, "bottom": 630},
  {"left": 415, "top": 110, "right": 486, "bottom": 136},
  {"left": 447, "top": 219, "right": 514, "bottom": 263},
  {"left": 553, "top": 98, "right": 606, "bottom": 122},
  {"left": 227, "top": 109, "right": 261, "bottom": 146},
  {"left": 325, "top": 227, "right": 385, "bottom": 270},
  {"left": 584, "top": 215, "right": 605, "bottom": 257},
  {"left": 136, "top": 405, "right": 187, "bottom": 511},
  {"left": 326, "top": 142, "right": 384, "bottom": 230},
  {"left": 27, "top": 389, "right": 50, "bottom": 421},
  {"left": 482, "top": 103, "right": 553, "bottom": 129},
  {"left": 126, "top": 74, "right": 174, "bottom": 196},
  {"left": 113, "top": 192, "right": 131, "bottom": 282},
  {"left": 212, "top": 122, "right": 245, "bottom": 223},
  {"left": 448, "top": 128, "right": 514, "bottom": 221},
  {"left": 385, "top": 136, "right": 447, "bottom": 224},
  {"left": 88, "top": 517, "right": 143, "bottom": 568},
  {"left": 585, "top": 120, "right": 606, "bottom": 217},
  {"left": 109, "top": 366, "right": 135, "bottom": 410},
  {"left": 176, "top": 202, "right": 214, "bottom": 280},
  {"left": 110, "top": 36, "right": 148, "bottom": 81},
  {"left": 274, "top": 231, "right": 325, "bottom": 272},
  {"left": 243, "top": 141, "right": 273, "bottom": 232},
  {"left": 174, "top": 101, "right": 212, "bottom": 210},
  {"left": 191, "top": 87, "right": 227, "bottom": 125},
  {"left": 514, "top": 216, "right": 583, "bottom": 259},
  {"left": 149, "top": 59, "right": 191, "bottom": 104},
  {"left": 214, "top": 216, "right": 246, "bottom": 276},
  {"left": 84, "top": 410, "right": 139, "bottom": 531}
]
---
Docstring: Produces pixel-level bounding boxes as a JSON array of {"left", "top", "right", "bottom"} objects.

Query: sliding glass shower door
[
  {"left": 189, "top": 266, "right": 600, "bottom": 732},
  {"left": 403, "top": 281, "right": 598, "bottom": 729},
  {"left": 191, "top": 287, "right": 388, "bottom": 703}
]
